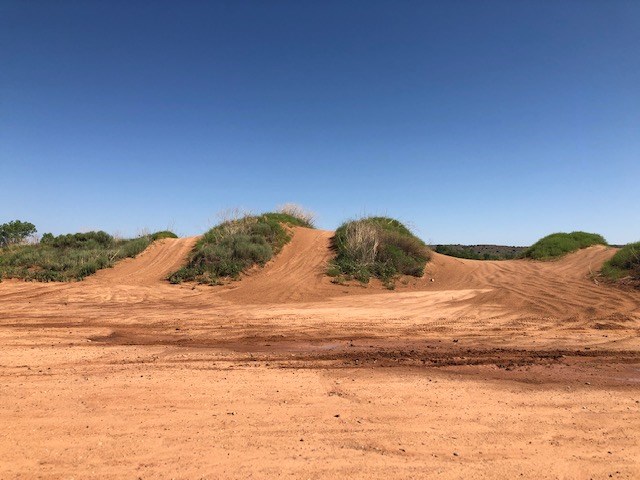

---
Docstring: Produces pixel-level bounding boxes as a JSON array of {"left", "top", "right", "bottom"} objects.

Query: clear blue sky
[{"left": 1, "top": 1, "right": 638, "bottom": 245}]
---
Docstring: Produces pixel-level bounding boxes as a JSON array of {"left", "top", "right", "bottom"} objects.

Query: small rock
[
  {"left": 334, "top": 414, "right": 340, "bottom": 418},
  {"left": 453, "top": 452, "right": 459, "bottom": 457}
]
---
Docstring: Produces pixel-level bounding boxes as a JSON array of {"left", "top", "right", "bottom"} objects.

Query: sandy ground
[{"left": 1, "top": 228, "right": 639, "bottom": 479}]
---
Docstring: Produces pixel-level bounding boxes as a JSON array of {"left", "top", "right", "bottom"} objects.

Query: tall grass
[
  {"left": 600, "top": 242, "right": 640, "bottom": 281},
  {"left": 0, "top": 230, "right": 172, "bottom": 282},
  {"left": 276, "top": 203, "right": 316, "bottom": 227},
  {"left": 328, "top": 216, "right": 431, "bottom": 285},
  {"left": 168, "top": 212, "right": 311, "bottom": 284},
  {"left": 523, "top": 231, "right": 607, "bottom": 260}
]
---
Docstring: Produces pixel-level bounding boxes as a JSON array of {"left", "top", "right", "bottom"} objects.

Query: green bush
[
  {"left": 328, "top": 216, "right": 431, "bottom": 284},
  {"left": 601, "top": 242, "right": 640, "bottom": 280},
  {"left": 151, "top": 230, "right": 178, "bottom": 241},
  {"left": 168, "top": 212, "right": 307, "bottom": 284},
  {"left": 523, "top": 231, "right": 607, "bottom": 260},
  {"left": 0, "top": 230, "right": 154, "bottom": 281}
]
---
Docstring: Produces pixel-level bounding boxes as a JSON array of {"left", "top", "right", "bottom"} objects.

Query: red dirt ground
[{"left": 1, "top": 228, "right": 638, "bottom": 478}]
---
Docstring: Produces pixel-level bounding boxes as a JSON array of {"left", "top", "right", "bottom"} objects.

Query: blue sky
[{"left": 1, "top": 1, "right": 638, "bottom": 245}]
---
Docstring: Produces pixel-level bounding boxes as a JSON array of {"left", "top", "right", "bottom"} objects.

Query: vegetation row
[
  {"left": 434, "top": 244, "right": 526, "bottom": 260},
  {"left": 0, "top": 227, "right": 176, "bottom": 282},
  {"left": 2, "top": 213, "right": 637, "bottom": 288}
]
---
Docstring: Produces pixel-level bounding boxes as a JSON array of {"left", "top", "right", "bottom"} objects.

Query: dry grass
[
  {"left": 340, "top": 220, "right": 380, "bottom": 267},
  {"left": 277, "top": 203, "right": 316, "bottom": 227},
  {"left": 329, "top": 216, "right": 431, "bottom": 285}
]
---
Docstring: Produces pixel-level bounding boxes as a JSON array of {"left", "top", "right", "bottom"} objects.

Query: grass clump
[
  {"left": 328, "top": 216, "right": 431, "bottom": 285},
  {"left": 600, "top": 242, "right": 640, "bottom": 282},
  {"left": 523, "top": 231, "right": 607, "bottom": 260},
  {"left": 168, "top": 212, "right": 310, "bottom": 284},
  {"left": 0, "top": 230, "right": 161, "bottom": 281}
]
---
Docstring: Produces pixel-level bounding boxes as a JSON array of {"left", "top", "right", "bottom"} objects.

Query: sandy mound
[
  {"left": 88, "top": 236, "right": 198, "bottom": 286},
  {"left": 216, "top": 227, "right": 336, "bottom": 303}
]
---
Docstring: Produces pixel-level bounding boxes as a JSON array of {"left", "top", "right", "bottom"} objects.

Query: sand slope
[
  {"left": 219, "top": 227, "right": 335, "bottom": 303},
  {"left": 90, "top": 236, "right": 198, "bottom": 285},
  {"left": 425, "top": 245, "right": 639, "bottom": 324}
]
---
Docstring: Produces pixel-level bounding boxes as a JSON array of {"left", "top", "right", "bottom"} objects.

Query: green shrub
[
  {"left": 40, "top": 233, "right": 54, "bottom": 244},
  {"left": 329, "top": 216, "right": 431, "bottom": 284},
  {"left": 120, "top": 236, "right": 152, "bottom": 258},
  {"left": 0, "top": 230, "right": 154, "bottom": 281},
  {"left": 601, "top": 242, "right": 640, "bottom": 281},
  {"left": 151, "top": 230, "right": 178, "bottom": 241},
  {"left": 168, "top": 212, "right": 308, "bottom": 284},
  {"left": 523, "top": 231, "right": 607, "bottom": 260}
]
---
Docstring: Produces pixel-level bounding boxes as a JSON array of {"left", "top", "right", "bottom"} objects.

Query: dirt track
[
  {"left": 1, "top": 228, "right": 639, "bottom": 478},
  {"left": 90, "top": 236, "right": 199, "bottom": 286}
]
